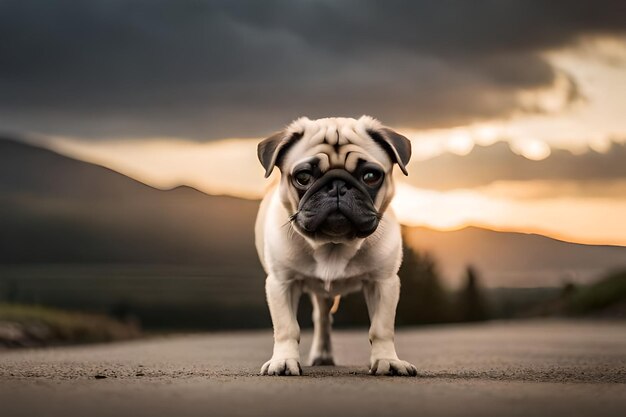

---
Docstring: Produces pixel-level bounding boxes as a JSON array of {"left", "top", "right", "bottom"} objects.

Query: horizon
[
  {"left": 3, "top": 134, "right": 625, "bottom": 249},
  {"left": 16, "top": 130, "right": 626, "bottom": 247}
]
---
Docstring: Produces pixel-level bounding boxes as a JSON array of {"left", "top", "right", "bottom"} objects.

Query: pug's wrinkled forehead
[
  {"left": 258, "top": 115, "right": 411, "bottom": 178},
  {"left": 282, "top": 116, "right": 394, "bottom": 175}
]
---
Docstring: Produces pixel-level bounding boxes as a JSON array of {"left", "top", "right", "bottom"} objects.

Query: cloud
[
  {"left": 0, "top": 1, "right": 625, "bottom": 140},
  {"left": 475, "top": 179, "right": 626, "bottom": 200},
  {"left": 407, "top": 140, "right": 626, "bottom": 190}
]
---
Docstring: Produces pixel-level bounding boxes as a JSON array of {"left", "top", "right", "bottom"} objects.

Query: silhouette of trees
[
  {"left": 454, "top": 265, "right": 489, "bottom": 322},
  {"left": 396, "top": 242, "right": 451, "bottom": 325}
]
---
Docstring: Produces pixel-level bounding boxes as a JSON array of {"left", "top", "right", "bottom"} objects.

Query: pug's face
[{"left": 258, "top": 116, "right": 411, "bottom": 242}]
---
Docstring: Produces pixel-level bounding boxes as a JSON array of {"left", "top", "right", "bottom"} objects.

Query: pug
[{"left": 255, "top": 116, "right": 416, "bottom": 376}]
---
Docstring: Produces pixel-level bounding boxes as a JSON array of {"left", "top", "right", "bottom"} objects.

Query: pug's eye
[
  {"left": 294, "top": 171, "right": 313, "bottom": 188},
  {"left": 362, "top": 170, "right": 383, "bottom": 186}
]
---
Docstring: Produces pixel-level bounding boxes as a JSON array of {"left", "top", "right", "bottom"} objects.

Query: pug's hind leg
[{"left": 308, "top": 293, "right": 335, "bottom": 366}]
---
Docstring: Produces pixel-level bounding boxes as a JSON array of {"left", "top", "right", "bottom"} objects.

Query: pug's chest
[
  {"left": 288, "top": 244, "right": 379, "bottom": 295},
  {"left": 301, "top": 274, "right": 365, "bottom": 296}
]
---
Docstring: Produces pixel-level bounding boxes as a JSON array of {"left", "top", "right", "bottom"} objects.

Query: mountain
[
  {"left": 1, "top": 137, "right": 625, "bottom": 289},
  {"left": 0, "top": 137, "right": 262, "bottom": 267},
  {"left": 403, "top": 226, "right": 626, "bottom": 288}
]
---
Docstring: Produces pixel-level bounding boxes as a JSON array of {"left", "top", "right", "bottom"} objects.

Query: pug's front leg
[
  {"left": 260, "top": 275, "right": 303, "bottom": 376},
  {"left": 363, "top": 276, "right": 417, "bottom": 376}
]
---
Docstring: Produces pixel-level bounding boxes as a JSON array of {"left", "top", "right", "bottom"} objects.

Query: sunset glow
[
  {"left": 50, "top": 136, "right": 626, "bottom": 246},
  {"left": 37, "top": 36, "right": 626, "bottom": 248},
  {"left": 391, "top": 183, "right": 626, "bottom": 246}
]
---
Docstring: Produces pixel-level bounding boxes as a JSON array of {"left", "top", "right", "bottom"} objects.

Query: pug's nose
[{"left": 327, "top": 179, "right": 348, "bottom": 197}]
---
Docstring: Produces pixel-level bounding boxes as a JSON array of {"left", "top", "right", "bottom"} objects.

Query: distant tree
[
  {"left": 561, "top": 281, "right": 577, "bottom": 298},
  {"left": 395, "top": 242, "right": 450, "bottom": 325},
  {"left": 455, "top": 265, "right": 489, "bottom": 322},
  {"left": 2, "top": 278, "right": 19, "bottom": 303}
]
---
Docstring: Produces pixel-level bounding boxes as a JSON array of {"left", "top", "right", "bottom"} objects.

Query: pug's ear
[
  {"left": 368, "top": 127, "right": 412, "bottom": 175},
  {"left": 257, "top": 131, "right": 303, "bottom": 178}
]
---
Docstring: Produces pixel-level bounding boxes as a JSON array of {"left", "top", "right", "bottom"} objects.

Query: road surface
[{"left": 1, "top": 320, "right": 625, "bottom": 417}]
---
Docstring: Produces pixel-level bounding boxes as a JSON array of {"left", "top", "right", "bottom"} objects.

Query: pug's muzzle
[{"left": 294, "top": 169, "right": 380, "bottom": 239}]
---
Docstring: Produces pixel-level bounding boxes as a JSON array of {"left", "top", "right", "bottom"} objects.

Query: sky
[{"left": 2, "top": 1, "right": 626, "bottom": 245}]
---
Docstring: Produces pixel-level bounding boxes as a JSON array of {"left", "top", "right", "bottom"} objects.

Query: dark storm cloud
[
  {"left": 408, "top": 140, "right": 626, "bottom": 190},
  {"left": 0, "top": 0, "right": 625, "bottom": 140}
]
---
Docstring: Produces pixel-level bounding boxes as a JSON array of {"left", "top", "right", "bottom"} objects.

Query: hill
[
  {"left": 403, "top": 226, "right": 626, "bottom": 288},
  {"left": 0, "top": 138, "right": 261, "bottom": 266}
]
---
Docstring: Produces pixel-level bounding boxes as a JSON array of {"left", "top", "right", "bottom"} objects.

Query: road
[{"left": 1, "top": 320, "right": 625, "bottom": 417}]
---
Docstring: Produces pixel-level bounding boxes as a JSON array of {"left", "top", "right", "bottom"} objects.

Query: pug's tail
[{"left": 330, "top": 295, "right": 341, "bottom": 314}]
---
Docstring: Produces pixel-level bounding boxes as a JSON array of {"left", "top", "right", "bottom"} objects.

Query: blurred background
[{"left": 1, "top": 1, "right": 625, "bottom": 347}]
